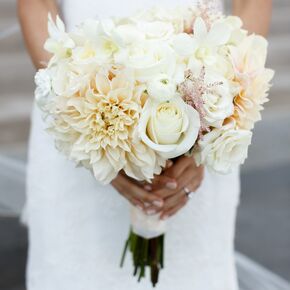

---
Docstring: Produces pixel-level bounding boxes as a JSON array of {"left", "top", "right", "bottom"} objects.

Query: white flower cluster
[{"left": 35, "top": 6, "right": 273, "bottom": 183}]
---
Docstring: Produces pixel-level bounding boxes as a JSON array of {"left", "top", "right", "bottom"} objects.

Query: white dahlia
[{"left": 47, "top": 67, "right": 165, "bottom": 184}]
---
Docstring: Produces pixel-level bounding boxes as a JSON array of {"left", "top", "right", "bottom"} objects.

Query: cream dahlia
[{"left": 47, "top": 67, "right": 165, "bottom": 183}]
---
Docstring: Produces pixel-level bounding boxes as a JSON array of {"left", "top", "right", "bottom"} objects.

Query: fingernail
[
  {"left": 166, "top": 182, "right": 177, "bottom": 190},
  {"left": 144, "top": 185, "right": 152, "bottom": 191},
  {"left": 161, "top": 215, "right": 169, "bottom": 220},
  {"left": 136, "top": 205, "right": 143, "bottom": 211},
  {"left": 146, "top": 209, "right": 157, "bottom": 215},
  {"left": 167, "top": 160, "right": 173, "bottom": 168},
  {"left": 153, "top": 200, "right": 163, "bottom": 208}
]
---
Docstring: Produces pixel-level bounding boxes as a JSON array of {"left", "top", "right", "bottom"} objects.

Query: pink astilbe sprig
[
  {"left": 178, "top": 67, "right": 223, "bottom": 138},
  {"left": 196, "top": 0, "right": 222, "bottom": 31}
]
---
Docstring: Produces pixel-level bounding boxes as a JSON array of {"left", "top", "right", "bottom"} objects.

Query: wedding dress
[{"left": 26, "top": 0, "right": 241, "bottom": 289}]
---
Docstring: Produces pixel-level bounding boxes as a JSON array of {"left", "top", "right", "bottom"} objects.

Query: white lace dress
[{"left": 26, "top": 0, "right": 241, "bottom": 289}]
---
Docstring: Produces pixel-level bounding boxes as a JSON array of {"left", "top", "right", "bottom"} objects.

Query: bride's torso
[{"left": 60, "top": 0, "right": 223, "bottom": 30}]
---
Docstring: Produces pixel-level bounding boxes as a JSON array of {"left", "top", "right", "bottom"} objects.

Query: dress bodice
[{"left": 60, "top": 0, "right": 223, "bottom": 30}]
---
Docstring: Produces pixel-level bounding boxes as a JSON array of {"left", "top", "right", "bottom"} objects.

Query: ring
[{"left": 183, "top": 187, "right": 195, "bottom": 199}]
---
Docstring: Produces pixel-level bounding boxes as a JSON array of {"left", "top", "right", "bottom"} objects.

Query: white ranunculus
[
  {"left": 139, "top": 97, "right": 200, "bottom": 159},
  {"left": 195, "top": 121, "right": 252, "bottom": 173},
  {"left": 34, "top": 68, "right": 53, "bottom": 110},
  {"left": 147, "top": 74, "right": 177, "bottom": 102},
  {"left": 202, "top": 71, "right": 235, "bottom": 128}
]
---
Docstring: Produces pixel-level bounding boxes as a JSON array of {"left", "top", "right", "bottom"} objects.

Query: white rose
[
  {"left": 147, "top": 74, "right": 177, "bottom": 102},
  {"left": 137, "top": 21, "right": 174, "bottom": 39},
  {"left": 139, "top": 97, "right": 200, "bottom": 159},
  {"left": 115, "top": 41, "right": 176, "bottom": 82},
  {"left": 115, "top": 24, "right": 145, "bottom": 44},
  {"left": 195, "top": 122, "right": 252, "bottom": 173},
  {"left": 132, "top": 7, "right": 185, "bottom": 33},
  {"left": 202, "top": 71, "right": 235, "bottom": 128}
]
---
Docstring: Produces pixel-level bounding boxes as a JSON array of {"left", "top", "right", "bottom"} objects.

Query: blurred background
[{"left": 0, "top": 0, "right": 289, "bottom": 289}]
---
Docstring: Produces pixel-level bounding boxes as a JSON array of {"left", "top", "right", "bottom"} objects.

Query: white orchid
[
  {"left": 173, "top": 17, "right": 231, "bottom": 69},
  {"left": 44, "top": 14, "right": 75, "bottom": 61}
]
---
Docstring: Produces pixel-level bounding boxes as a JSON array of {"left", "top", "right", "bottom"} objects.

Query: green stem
[
  {"left": 120, "top": 229, "right": 165, "bottom": 287},
  {"left": 120, "top": 236, "right": 130, "bottom": 267}
]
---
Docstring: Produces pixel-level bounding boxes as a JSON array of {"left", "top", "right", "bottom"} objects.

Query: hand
[
  {"left": 111, "top": 173, "right": 164, "bottom": 212},
  {"left": 146, "top": 156, "right": 204, "bottom": 219}
]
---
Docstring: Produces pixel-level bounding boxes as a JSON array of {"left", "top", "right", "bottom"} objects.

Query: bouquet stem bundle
[{"left": 121, "top": 230, "right": 164, "bottom": 287}]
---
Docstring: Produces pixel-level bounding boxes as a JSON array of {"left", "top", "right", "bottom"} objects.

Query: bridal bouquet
[{"left": 35, "top": 3, "right": 273, "bottom": 286}]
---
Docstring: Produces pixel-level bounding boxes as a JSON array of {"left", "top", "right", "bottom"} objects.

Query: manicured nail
[
  {"left": 144, "top": 202, "right": 150, "bottom": 208},
  {"left": 166, "top": 182, "right": 177, "bottom": 190},
  {"left": 146, "top": 209, "right": 157, "bottom": 215},
  {"left": 136, "top": 205, "right": 143, "bottom": 211},
  {"left": 144, "top": 185, "right": 152, "bottom": 191},
  {"left": 161, "top": 215, "right": 169, "bottom": 220},
  {"left": 153, "top": 200, "right": 163, "bottom": 208}
]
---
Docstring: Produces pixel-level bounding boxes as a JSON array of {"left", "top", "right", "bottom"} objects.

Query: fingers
[
  {"left": 161, "top": 200, "right": 188, "bottom": 220},
  {"left": 152, "top": 164, "right": 197, "bottom": 199},
  {"left": 145, "top": 175, "right": 177, "bottom": 192},
  {"left": 158, "top": 171, "right": 203, "bottom": 219},
  {"left": 160, "top": 190, "right": 188, "bottom": 220},
  {"left": 141, "top": 157, "right": 194, "bottom": 195},
  {"left": 174, "top": 164, "right": 204, "bottom": 193},
  {"left": 112, "top": 174, "right": 164, "bottom": 209},
  {"left": 164, "top": 156, "right": 194, "bottom": 179}
]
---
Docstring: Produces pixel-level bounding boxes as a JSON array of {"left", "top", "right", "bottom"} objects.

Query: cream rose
[
  {"left": 195, "top": 122, "right": 252, "bottom": 173},
  {"left": 139, "top": 97, "right": 200, "bottom": 159}
]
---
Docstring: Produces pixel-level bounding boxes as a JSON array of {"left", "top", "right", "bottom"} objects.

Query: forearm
[
  {"left": 18, "top": 0, "right": 59, "bottom": 68},
  {"left": 233, "top": 0, "right": 272, "bottom": 37}
]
